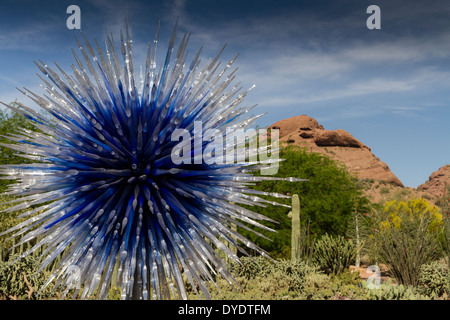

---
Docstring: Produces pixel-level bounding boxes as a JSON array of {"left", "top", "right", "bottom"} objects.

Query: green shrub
[
  {"left": 230, "top": 256, "right": 274, "bottom": 279},
  {"left": 298, "top": 271, "right": 365, "bottom": 300},
  {"left": 363, "top": 280, "right": 431, "bottom": 300},
  {"left": 0, "top": 104, "right": 40, "bottom": 192},
  {"left": 418, "top": 260, "right": 449, "bottom": 297},
  {"left": 296, "top": 218, "right": 317, "bottom": 266},
  {"left": 312, "top": 233, "right": 361, "bottom": 275},
  {"left": 0, "top": 253, "right": 54, "bottom": 299},
  {"left": 370, "top": 198, "right": 443, "bottom": 287},
  {"left": 184, "top": 256, "right": 439, "bottom": 300},
  {"left": 380, "top": 187, "right": 389, "bottom": 195},
  {"left": 0, "top": 194, "right": 45, "bottom": 262},
  {"left": 187, "top": 257, "right": 322, "bottom": 299},
  {"left": 231, "top": 257, "right": 318, "bottom": 291},
  {"left": 238, "top": 146, "right": 370, "bottom": 259},
  {"left": 299, "top": 272, "right": 333, "bottom": 299},
  {"left": 269, "top": 259, "right": 319, "bottom": 292}
]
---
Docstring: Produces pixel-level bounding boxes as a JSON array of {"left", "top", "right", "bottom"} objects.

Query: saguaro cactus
[
  {"left": 290, "top": 194, "right": 301, "bottom": 262},
  {"left": 355, "top": 211, "right": 361, "bottom": 268}
]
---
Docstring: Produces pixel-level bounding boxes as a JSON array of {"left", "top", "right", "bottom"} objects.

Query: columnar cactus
[
  {"left": 290, "top": 194, "right": 301, "bottom": 262},
  {"left": 355, "top": 211, "right": 361, "bottom": 268}
]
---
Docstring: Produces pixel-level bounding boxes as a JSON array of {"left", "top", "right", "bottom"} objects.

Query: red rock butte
[
  {"left": 417, "top": 165, "right": 450, "bottom": 199},
  {"left": 269, "top": 115, "right": 404, "bottom": 187}
]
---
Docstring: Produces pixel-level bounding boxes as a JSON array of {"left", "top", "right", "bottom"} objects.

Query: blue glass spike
[{"left": 0, "top": 18, "right": 304, "bottom": 300}]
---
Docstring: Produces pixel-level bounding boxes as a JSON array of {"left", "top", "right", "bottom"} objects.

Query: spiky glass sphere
[{"left": 0, "top": 20, "right": 300, "bottom": 300}]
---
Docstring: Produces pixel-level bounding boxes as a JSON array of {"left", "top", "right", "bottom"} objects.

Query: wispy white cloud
[
  {"left": 0, "top": 23, "right": 56, "bottom": 52},
  {"left": 342, "top": 33, "right": 450, "bottom": 64},
  {"left": 87, "top": 0, "right": 144, "bottom": 35},
  {"left": 156, "top": 0, "right": 450, "bottom": 107},
  {"left": 0, "top": 75, "right": 21, "bottom": 88},
  {"left": 389, "top": 105, "right": 423, "bottom": 115},
  {"left": 3, "top": 0, "right": 450, "bottom": 126}
]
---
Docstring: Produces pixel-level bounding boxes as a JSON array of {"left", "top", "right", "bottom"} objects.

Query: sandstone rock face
[
  {"left": 315, "top": 130, "right": 368, "bottom": 149},
  {"left": 269, "top": 115, "right": 404, "bottom": 187},
  {"left": 417, "top": 165, "right": 450, "bottom": 199},
  {"left": 271, "top": 115, "right": 323, "bottom": 139}
]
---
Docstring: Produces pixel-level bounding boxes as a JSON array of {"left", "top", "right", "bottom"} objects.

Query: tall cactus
[
  {"left": 290, "top": 194, "right": 301, "bottom": 262},
  {"left": 355, "top": 211, "right": 361, "bottom": 268}
]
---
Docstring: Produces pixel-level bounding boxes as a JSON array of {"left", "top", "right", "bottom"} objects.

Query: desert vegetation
[{"left": 0, "top": 105, "right": 449, "bottom": 300}]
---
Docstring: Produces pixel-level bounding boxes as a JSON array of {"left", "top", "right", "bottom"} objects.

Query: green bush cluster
[
  {"left": 187, "top": 257, "right": 321, "bottom": 300},
  {"left": 312, "top": 233, "right": 361, "bottom": 276},
  {"left": 0, "top": 253, "right": 55, "bottom": 299},
  {"left": 363, "top": 280, "right": 431, "bottom": 300},
  {"left": 238, "top": 145, "right": 370, "bottom": 259},
  {"left": 301, "top": 270, "right": 368, "bottom": 300},
  {"left": 232, "top": 257, "right": 319, "bottom": 293},
  {"left": 418, "top": 260, "right": 449, "bottom": 297},
  {"left": 230, "top": 256, "right": 274, "bottom": 279},
  {"left": 184, "top": 256, "right": 447, "bottom": 300},
  {"left": 366, "top": 199, "right": 444, "bottom": 287},
  {"left": 0, "top": 105, "right": 38, "bottom": 192}
]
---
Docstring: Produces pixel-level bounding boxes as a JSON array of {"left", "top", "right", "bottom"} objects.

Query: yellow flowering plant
[
  {"left": 369, "top": 198, "right": 444, "bottom": 287},
  {"left": 381, "top": 198, "right": 443, "bottom": 233}
]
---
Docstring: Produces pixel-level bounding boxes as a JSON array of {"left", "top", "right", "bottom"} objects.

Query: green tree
[
  {"left": 0, "top": 102, "right": 39, "bottom": 191},
  {"left": 240, "top": 145, "right": 369, "bottom": 259}
]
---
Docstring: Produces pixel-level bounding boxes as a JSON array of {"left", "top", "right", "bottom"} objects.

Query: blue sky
[{"left": 1, "top": 0, "right": 450, "bottom": 188}]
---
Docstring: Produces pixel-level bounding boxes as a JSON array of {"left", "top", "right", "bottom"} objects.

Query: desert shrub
[
  {"left": 230, "top": 255, "right": 274, "bottom": 279},
  {"left": 188, "top": 257, "right": 322, "bottom": 299},
  {"left": 269, "top": 259, "right": 319, "bottom": 292},
  {"left": 435, "top": 186, "right": 450, "bottom": 269},
  {"left": 369, "top": 198, "right": 444, "bottom": 287},
  {"left": 231, "top": 257, "right": 318, "bottom": 290},
  {"left": 346, "top": 211, "right": 376, "bottom": 265},
  {"left": 299, "top": 270, "right": 366, "bottom": 300},
  {"left": 295, "top": 218, "right": 317, "bottom": 266},
  {"left": 380, "top": 187, "right": 389, "bottom": 195},
  {"left": 443, "top": 216, "right": 450, "bottom": 271},
  {"left": 329, "top": 270, "right": 369, "bottom": 300},
  {"left": 0, "top": 104, "right": 40, "bottom": 192},
  {"left": 418, "top": 260, "right": 449, "bottom": 297},
  {"left": 363, "top": 279, "right": 431, "bottom": 300},
  {"left": 381, "top": 198, "right": 443, "bottom": 232},
  {"left": 0, "top": 194, "right": 31, "bottom": 261},
  {"left": 0, "top": 194, "right": 46, "bottom": 262},
  {"left": 299, "top": 272, "right": 333, "bottom": 299},
  {"left": 0, "top": 253, "right": 54, "bottom": 299},
  {"left": 312, "top": 233, "right": 361, "bottom": 275}
]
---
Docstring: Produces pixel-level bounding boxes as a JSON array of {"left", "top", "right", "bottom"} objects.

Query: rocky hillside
[
  {"left": 269, "top": 115, "right": 445, "bottom": 204},
  {"left": 270, "top": 115, "right": 403, "bottom": 186},
  {"left": 418, "top": 165, "right": 450, "bottom": 199}
]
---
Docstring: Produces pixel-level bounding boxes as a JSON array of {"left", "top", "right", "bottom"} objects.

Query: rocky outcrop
[
  {"left": 315, "top": 129, "right": 368, "bottom": 149},
  {"left": 417, "top": 165, "right": 450, "bottom": 199},
  {"left": 269, "top": 115, "right": 404, "bottom": 187},
  {"left": 271, "top": 115, "right": 323, "bottom": 139}
]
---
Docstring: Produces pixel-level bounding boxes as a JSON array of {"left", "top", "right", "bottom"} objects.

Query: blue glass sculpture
[{"left": 0, "top": 19, "right": 302, "bottom": 299}]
